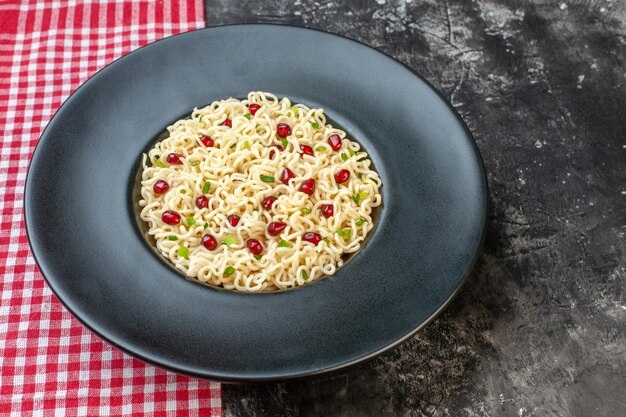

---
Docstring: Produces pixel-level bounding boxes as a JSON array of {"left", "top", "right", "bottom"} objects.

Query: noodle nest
[{"left": 139, "top": 92, "right": 382, "bottom": 291}]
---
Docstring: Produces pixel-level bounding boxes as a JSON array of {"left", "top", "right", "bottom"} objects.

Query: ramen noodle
[{"left": 139, "top": 92, "right": 382, "bottom": 291}]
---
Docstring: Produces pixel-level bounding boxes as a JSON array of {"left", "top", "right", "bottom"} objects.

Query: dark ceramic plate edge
[{"left": 24, "top": 23, "right": 488, "bottom": 383}]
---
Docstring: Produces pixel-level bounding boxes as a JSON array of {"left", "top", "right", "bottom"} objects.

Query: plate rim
[{"left": 24, "top": 23, "right": 488, "bottom": 382}]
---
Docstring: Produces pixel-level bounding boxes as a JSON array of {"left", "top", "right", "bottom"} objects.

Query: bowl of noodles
[{"left": 25, "top": 25, "right": 486, "bottom": 381}]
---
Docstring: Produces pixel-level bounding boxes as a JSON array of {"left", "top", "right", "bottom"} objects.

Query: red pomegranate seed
[
  {"left": 227, "top": 215, "right": 241, "bottom": 227},
  {"left": 249, "top": 103, "right": 261, "bottom": 115},
  {"left": 268, "top": 222, "right": 287, "bottom": 236},
  {"left": 321, "top": 204, "right": 334, "bottom": 218},
  {"left": 201, "top": 136, "right": 214, "bottom": 147},
  {"left": 195, "top": 195, "right": 209, "bottom": 209},
  {"left": 269, "top": 144, "right": 284, "bottom": 160},
  {"left": 281, "top": 168, "right": 295, "bottom": 184},
  {"left": 161, "top": 210, "right": 181, "bottom": 225},
  {"left": 276, "top": 123, "right": 291, "bottom": 137},
  {"left": 300, "top": 144, "right": 314, "bottom": 156},
  {"left": 335, "top": 169, "right": 350, "bottom": 184},
  {"left": 261, "top": 196, "right": 277, "bottom": 210},
  {"left": 223, "top": 118, "right": 232, "bottom": 127},
  {"left": 153, "top": 180, "right": 169, "bottom": 195},
  {"left": 327, "top": 134, "right": 342, "bottom": 151},
  {"left": 166, "top": 153, "right": 183, "bottom": 165},
  {"left": 302, "top": 232, "right": 322, "bottom": 246},
  {"left": 247, "top": 239, "right": 263, "bottom": 255},
  {"left": 299, "top": 179, "right": 315, "bottom": 195},
  {"left": 202, "top": 234, "right": 218, "bottom": 250}
]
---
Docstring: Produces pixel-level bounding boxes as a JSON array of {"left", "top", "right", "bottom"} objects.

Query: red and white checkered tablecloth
[{"left": 0, "top": 1, "right": 222, "bottom": 415}]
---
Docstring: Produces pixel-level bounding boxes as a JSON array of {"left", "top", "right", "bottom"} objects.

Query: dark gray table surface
[{"left": 203, "top": 1, "right": 626, "bottom": 416}]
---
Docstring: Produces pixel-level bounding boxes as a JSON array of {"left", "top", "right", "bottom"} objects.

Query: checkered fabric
[{"left": 0, "top": 1, "right": 221, "bottom": 415}]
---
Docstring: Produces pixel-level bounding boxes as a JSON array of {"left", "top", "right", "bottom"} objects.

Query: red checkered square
[{"left": 0, "top": 1, "right": 221, "bottom": 415}]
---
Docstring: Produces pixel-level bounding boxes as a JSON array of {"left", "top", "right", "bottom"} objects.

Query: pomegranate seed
[
  {"left": 302, "top": 232, "right": 322, "bottom": 246},
  {"left": 335, "top": 169, "right": 350, "bottom": 184},
  {"left": 281, "top": 168, "right": 295, "bottom": 184},
  {"left": 195, "top": 195, "right": 209, "bottom": 209},
  {"left": 269, "top": 144, "right": 284, "bottom": 160},
  {"left": 268, "top": 222, "right": 287, "bottom": 236},
  {"left": 202, "top": 234, "right": 218, "bottom": 250},
  {"left": 321, "top": 204, "right": 334, "bottom": 218},
  {"left": 276, "top": 123, "right": 291, "bottom": 137},
  {"left": 261, "top": 196, "right": 277, "bottom": 210},
  {"left": 223, "top": 118, "right": 232, "bottom": 127},
  {"left": 166, "top": 153, "right": 183, "bottom": 165},
  {"left": 300, "top": 144, "right": 313, "bottom": 156},
  {"left": 247, "top": 239, "right": 263, "bottom": 255},
  {"left": 153, "top": 180, "right": 169, "bottom": 195},
  {"left": 227, "top": 215, "right": 241, "bottom": 227},
  {"left": 249, "top": 103, "right": 261, "bottom": 115},
  {"left": 299, "top": 179, "right": 315, "bottom": 195},
  {"left": 162, "top": 210, "right": 181, "bottom": 225},
  {"left": 327, "top": 134, "right": 342, "bottom": 151},
  {"left": 201, "top": 136, "right": 214, "bottom": 147}
]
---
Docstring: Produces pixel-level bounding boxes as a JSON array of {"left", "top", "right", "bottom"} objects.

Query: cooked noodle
[{"left": 139, "top": 92, "right": 382, "bottom": 291}]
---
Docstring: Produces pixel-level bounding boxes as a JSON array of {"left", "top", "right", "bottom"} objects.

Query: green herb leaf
[
  {"left": 356, "top": 218, "right": 366, "bottom": 226},
  {"left": 191, "top": 161, "right": 200, "bottom": 166},
  {"left": 336, "top": 229, "right": 352, "bottom": 240},
  {"left": 281, "top": 138, "right": 288, "bottom": 149},
  {"left": 300, "top": 207, "right": 311, "bottom": 215},
  {"left": 198, "top": 115, "right": 203, "bottom": 122},
  {"left": 155, "top": 159, "right": 165, "bottom": 168},
  {"left": 178, "top": 245, "right": 189, "bottom": 259},
  {"left": 311, "top": 121, "right": 320, "bottom": 129},
  {"left": 243, "top": 141, "right": 250, "bottom": 149},
  {"left": 260, "top": 175, "right": 275, "bottom": 183},
  {"left": 224, "top": 266, "right": 235, "bottom": 276},
  {"left": 186, "top": 216, "right": 196, "bottom": 226},
  {"left": 244, "top": 113, "right": 251, "bottom": 119},
  {"left": 223, "top": 235, "right": 238, "bottom": 247},
  {"left": 254, "top": 254, "right": 262, "bottom": 260},
  {"left": 230, "top": 142, "right": 237, "bottom": 148},
  {"left": 180, "top": 189, "right": 187, "bottom": 194},
  {"left": 323, "top": 238, "right": 330, "bottom": 244},
  {"left": 341, "top": 152, "right": 348, "bottom": 161},
  {"left": 351, "top": 192, "right": 369, "bottom": 204},
  {"left": 358, "top": 173, "right": 363, "bottom": 179},
  {"left": 278, "top": 239, "right": 291, "bottom": 248},
  {"left": 348, "top": 148, "right": 356, "bottom": 156},
  {"left": 168, "top": 235, "right": 178, "bottom": 241},
  {"left": 301, "top": 270, "right": 308, "bottom": 281},
  {"left": 290, "top": 105, "right": 299, "bottom": 116},
  {"left": 203, "top": 222, "right": 209, "bottom": 230},
  {"left": 315, "top": 146, "right": 326, "bottom": 152},
  {"left": 202, "top": 181, "right": 211, "bottom": 194}
]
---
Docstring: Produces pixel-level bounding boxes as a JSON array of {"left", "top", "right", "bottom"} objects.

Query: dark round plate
[{"left": 25, "top": 25, "right": 486, "bottom": 382}]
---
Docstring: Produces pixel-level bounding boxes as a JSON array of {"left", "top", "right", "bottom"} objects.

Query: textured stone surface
[{"left": 204, "top": 1, "right": 626, "bottom": 416}]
